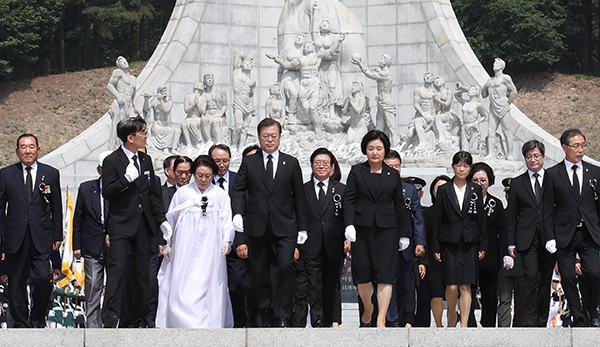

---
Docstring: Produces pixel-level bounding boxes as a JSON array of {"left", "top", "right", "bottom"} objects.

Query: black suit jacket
[
  {"left": 0, "top": 162, "right": 63, "bottom": 254},
  {"left": 432, "top": 180, "right": 487, "bottom": 254},
  {"left": 543, "top": 161, "right": 600, "bottom": 248},
  {"left": 506, "top": 171, "right": 544, "bottom": 251},
  {"left": 479, "top": 193, "right": 504, "bottom": 271},
  {"left": 102, "top": 147, "right": 165, "bottom": 238},
  {"left": 231, "top": 150, "right": 307, "bottom": 237},
  {"left": 401, "top": 182, "right": 426, "bottom": 261},
  {"left": 161, "top": 183, "right": 176, "bottom": 214},
  {"left": 73, "top": 178, "right": 106, "bottom": 257},
  {"left": 300, "top": 179, "right": 345, "bottom": 260},
  {"left": 343, "top": 161, "right": 409, "bottom": 234}
]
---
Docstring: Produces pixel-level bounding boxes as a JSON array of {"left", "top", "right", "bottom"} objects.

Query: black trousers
[
  {"left": 247, "top": 223, "right": 296, "bottom": 322},
  {"left": 468, "top": 269, "right": 498, "bottom": 327},
  {"left": 6, "top": 226, "right": 52, "bottom": 328},
  {"left": 292, "top": 255, "right": 323, "bottom": 327},
  {"left": 555, "top": 225, "right": 600, "bottom": 327},
  {"left": 102, "top": 215, "right": 152, "bottom": 326},
  {"left": 227, "top": 251, "right": 247, "bottom": 327},
  {"left": 520, "top": 229, "right": 556, "bottom": 327}
]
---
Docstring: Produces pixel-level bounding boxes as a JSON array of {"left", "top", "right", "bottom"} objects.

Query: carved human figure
[
  {"left": 278, "top": 34, "right": 305, "bottom": 121},
  {"left": 202, "top": 73, "right": 228, "bottom": 144},
  {"left": 454, "top": 83, "right": 488, "bottom": 153},
  {"left": 315, "top": 19, "right": 343, "bottom": 118},
  {"left": 107, "top": 56, "right": 140, "bottom": 150},
  {"left": 265, "top": 83, "right": 286, "bottom": 127},
  {"left": 181, "top": 81, "right": 208, "bottom": 148},
  {"left": 432, "top": 76, "right": 458, "bottom": 150},
  {"left": 143, "top": 86, "right": 179, "bottom": 154},
  {"left": 341, "top": 81, "right": 368, "bottom": 144},
  {"left": 407, "top": 72, "right": 436, "bottom": 150},
  {"left": 481, "top": 58, "right": 517, "bottom": 160},
  {"left": 352, "top": 54, "right": 400, "bottom": 146},
  {"left": 267, "top": 34, "right": 345, "bottom": 140},
  {"left": 232, "top": 51, "right": 257, "bottom": 149}
]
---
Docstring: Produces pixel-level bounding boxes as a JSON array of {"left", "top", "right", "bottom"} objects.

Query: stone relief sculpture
[
  {"left": 267, "top": 34, "right": 345, "bottom": 140},
  {"left": 432, "top": 76, "right": 460, "bottom": 151},
  {"left": 202, "top": 73, "right": 228, "bottom": 144},
  {"left": 265, "top": 83, "right": 286, "bottom": 128},
  {"left": 107, "top": 56, "right": 140, "bottom": 150},
  {"left": 232, "top": 51, "right": 257, "bottom": 149},
  {"left": 143, "top": 86, "right": 180, "bottom": 154},
  {"left": 481, "top": 58, "right": 517, "bottom": 160},
  {"left": 315, "top": 19, "right": 343, "bottom": 118},
  {"left": 406, "top": 72, "right": 436, "bottom": 151},
  {"left": 340, "top": 81, "right": 368, "bottom": 144},
  {"left": 181, "top": 81, "right": 207, "bottom": 148},
  {"left": 351, "top": 54, "right": 400, "bottom": 147},
  {"left": 278, "top": 34, "right": 305, "bottom": 124},
  {"left": 454, "top": 83, "right": 487, "bottom": 154}
]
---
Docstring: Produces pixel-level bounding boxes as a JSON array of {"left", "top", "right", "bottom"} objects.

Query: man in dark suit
[
  {"left": 209, "top": 143, "right": 246, "bottom": 327},
  {"left": 231, "top": 118, "right": 308, "bottom": 327},
  {"left": 101, "top": 116, "right": 166, "bottom": 328},
  {"left": 293, "top": 148, "right": 348, "bottom": 328},
  {"left": 507, "top": 140, "right": 553, "bottom": 327},
  {"left": 383, "top": 151, "right": 425, "bottom": 328},
  {"left": 160, "top": 155, "right": 178, "bottom": 213},
  {"left": 0, "top": 133, "right": 63, "bottom": 328},
  {"left": 543, "top": 129, "right": 600, "bottom": 327},
  {"left": 73, "top": 150, "right": 111, "bottom": 328}
]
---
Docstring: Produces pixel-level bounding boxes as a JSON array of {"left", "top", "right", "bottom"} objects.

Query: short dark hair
[
  {"left": 560, "top": 129, "right": 586, "bottom": 146},
  {"left": 385, "top": 149, "right": 401, "bottom": 163},
  {"left": 310, "top": 147, "right": 334, "bottom": 165},
  {"left": 163, "top": 155, "right": 178, "bottom": 170},
  {"left": 208, "top": 143, "right": 231, "bottom": 158},
  {"left": 451, "top": 151, "right": 473, "bottom": 167},
  {"left": 191, "top": 155, "right": 218, "bottom": 175},
  {"left": 173, "top": 156, "right": 193, "bottom": 172},
  {"left": 16, "top": 133, "right": 39, "bottom": 148},
  {"left": 521, "top": 140, "right": 545, "bottom": 157},
  {"left": 242, "top": 144, "right": 260, "bottom": 157},
  {"left": 257, "top": 118, "right": 282, "bottom": 134},
  {"left": 469, "top": 162, "right": 495, "bottom": 186},
  {"left": 430, "top": 175, "right": 451, "bottom": 205},
  {"left": 360, "top": 130, "right": 390, "bottom": 156},
  {"left": 117, "top": 116, "right": 146, "bottom": 143}
]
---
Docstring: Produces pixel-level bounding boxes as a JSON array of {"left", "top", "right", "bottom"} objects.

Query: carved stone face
[
  {"left": 242, "top": 58, "right": 253, "bottom": 71},
  {"left": 468, "top": 86, "right": 479, "bottom": 97},
  {"left": 351, "top": 82, "right": 361, "bottom": 94},
  {"left": 270, "top": 84, "right": 280, "bottom": 96},
  {"left": 493, "top": 59, "right": 505, "bottom": 71},
  {"left": 433, "top": 77, "right": 445, "bottom": 88},
  {"left": 295, "top": 34, "right": 305, "bottom": 46},
  {"left": 320, "top": 20, "right": 331, "bottom": 33},
  {"left": 116, "top": 56, "right": 129, "bottom": 69},
  {"left": 304, "top": 41, "right": 315, "bottom": 54},
  {"left": 204, "top": 75, "right": 215, "bottom": 87},
  {"left": 423, "top": 72, "right": 434, "bottom": 83}
]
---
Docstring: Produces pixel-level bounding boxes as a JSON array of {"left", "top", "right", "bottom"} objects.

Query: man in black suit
[
  {"left": 0, "top": 133, "right": 63, "bottom": 328},
  {"left": 160, "top": 155, "right": 178, "bottom": 213},
  {"left": 209, "top": 143, "right": 246, "bottom": 327},
  {"left": 507, "top": 140, "right": 553, "bottom": 327},
  {"left": 293, "top": 148, "right": 348, "bottom": 328},
  {"left": 101, "top": 116, "right": 166, "bottom": 328},
  {"left": 73, "top": 150, "right": 111, "bottom": 328},
  {"left": 231, "top": 118, "right": 308, "bottom": 327},
  {"left": 543, "top": 129, "right": 600, "bottom": 327}
]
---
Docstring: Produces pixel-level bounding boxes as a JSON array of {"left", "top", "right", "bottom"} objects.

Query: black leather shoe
[
  {"left": 313, "top": 319, "right": 322, "bottom": 328},
  {"left": 277, "top": 318, "right": 290, "bottom": 328},
  {"left": 259, "top": 309, "right": 273, "bottom": 327},
  {"left": 103, "top": 315, "right": 119, "bottom": 328}
]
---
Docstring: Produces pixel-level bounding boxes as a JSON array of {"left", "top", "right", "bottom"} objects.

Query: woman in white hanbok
[{"left": 156, "top": 155, "right": 235, "bottom": 328}]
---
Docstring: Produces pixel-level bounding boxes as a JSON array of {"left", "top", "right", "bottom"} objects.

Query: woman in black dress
[
  {"left": 432, "top": 151, "right": 486, "bottom": 327},
  {"left": 344, "top": 130, "right": 409, "bottom": 327}
]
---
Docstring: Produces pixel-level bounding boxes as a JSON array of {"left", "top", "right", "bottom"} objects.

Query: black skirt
[
  {"left": 351, "top": 224, "right": 399, "bottom": 285},
  {"left": 440, "top": 239, "right": 479, "bottom": 285}
]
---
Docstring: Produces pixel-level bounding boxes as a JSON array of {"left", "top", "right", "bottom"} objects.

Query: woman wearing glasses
[
  {"left": 432, "top": 151, "right": 486, "bottom": 327},
  {"left": 156, "top": 155, "right": 235, "bottom": 328}
]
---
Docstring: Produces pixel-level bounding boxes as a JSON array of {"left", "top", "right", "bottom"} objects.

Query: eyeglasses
[
  {"left": 260, "top": 134, "right": 279, "bottom": 140},
  {"left": 472, "top": 178, "right": 488, "bottom": 184},
  {"left": 567, "top": 143, "right": 588, "bottom": 151},
  {"left": 131, "top": 129, "right": 148, "bottom": 137},
  {"left": 525, "top": 154, "right": 543, "bottom": 161},
  {"left": 195, "top": 173, "right": 213, "bottom": 181},
  {"left": 313, "top": 160, "right": 331, "bottom": 167}
]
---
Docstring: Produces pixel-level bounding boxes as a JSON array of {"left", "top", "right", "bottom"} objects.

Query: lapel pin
[
  {"left": 387, "top": 171, "right": 390, "bottom": 175},
  {"left": 283, "top": 161, "right": 286, "bottom": 165},
  {"left": 41, "top": 175, "right": 45, "bottom": 181}
]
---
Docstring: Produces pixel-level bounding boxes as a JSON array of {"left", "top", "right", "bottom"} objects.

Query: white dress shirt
[
  {"left": 214, "top": 170, "right": 231, "bottom": 192},
  {"left": 22, "top": 161, "right": 38, "bottom": 194},
  {"left": 564, "top": 159, "right": 583, "bottom": 193},
  {"left": 262, "top": 149, "right": 279, "bottom": 179},
  {"left": 313, "top": 177, "right": 330, "bottom": 199}
]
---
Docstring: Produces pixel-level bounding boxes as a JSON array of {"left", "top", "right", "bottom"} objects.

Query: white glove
[
  {"left": 222, "top": 242, "right": 232, "bottom": 255},
  {"left": 399, "top": 237, "right": 410, "bottom": 251},
  {"left": 297, "top": 231, "right": 308, "bottom": 245},
  {"left": 125, "top": 161, "right": 140, "bottom": 182},
  {"left": 233, "top": 214, "right": 244, "bottom": 232},
  {"left": 503, "top": 256, "right": 514, "bottom": 270},
  {"left": 545, "top": 239, "right": 557, "bottom": 254},
  {"left": 163, "top": 245, "right": 172, "bottom": 261},
  {"left": 160, "top": 221, "right": 173, "bottom": 241},
  {"left": 345, "top": 225, "right": 356, "bottom": 242}
]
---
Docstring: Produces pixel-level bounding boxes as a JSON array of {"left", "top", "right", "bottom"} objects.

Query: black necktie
[
  {"left": 572, "top": 165, "right": 580, "bottom": 197},
  {"left": 318, "top": 181, "right": 326, "bottom": 210},
  {"left": 533, "top": 172, "right": 541, "bottom": 203},
  {"left": 132, "top": 154, "right": 141, "bottom": 175},
  {"left": 266, "top": 154, "right": 274, "bottom": 186},
  {"left": 218, "top": 177, "right": 225, "bottom": 190},
  {"left": 25, "top": 166, "right": 32, "bottom": 202}
]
